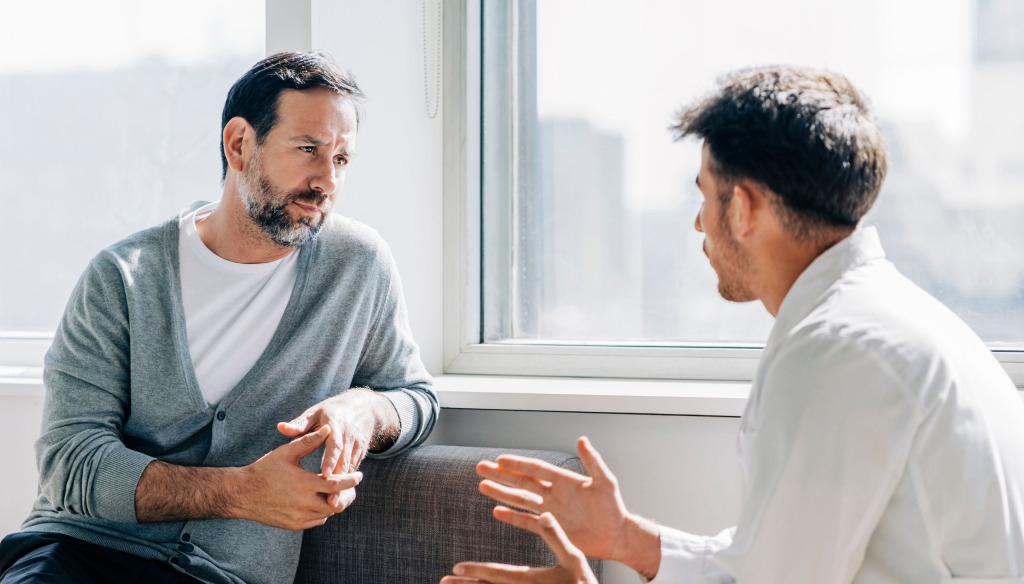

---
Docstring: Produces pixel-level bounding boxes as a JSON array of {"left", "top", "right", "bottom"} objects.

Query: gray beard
[{"left": 238, "top": 165, "right": 326, "bottom": 248}]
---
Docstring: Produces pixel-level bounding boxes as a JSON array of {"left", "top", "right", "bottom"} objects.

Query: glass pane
[
  {"left": 0, "top": 0, "right": 265, "bottom": 334},
  {"left": 483, "top": 0, "right": 1024, "bottom": 347}
]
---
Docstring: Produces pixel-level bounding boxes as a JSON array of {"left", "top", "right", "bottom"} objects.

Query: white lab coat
[{"left": 651, "top": 227, "right": 1024, "bottom": 584}]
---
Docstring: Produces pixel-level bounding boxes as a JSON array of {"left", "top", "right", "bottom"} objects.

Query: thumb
[
  {"left": 278, "top": 411, "right": 315, "bottom": 437},
  {"left": 536, "top": 512, "right": 585, "bottom": 567},
  {"left": 285, "top": 425, "right": 331, "bottom": 460}
]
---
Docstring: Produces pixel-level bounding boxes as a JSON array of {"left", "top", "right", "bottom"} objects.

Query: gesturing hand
[
  {"left": 278, "top": 388, "right": 397, "bottom": 506},
  {"left": 475, "top": 436, "right": 630, "bottom": 562},
  {"left": 241, "top": 425, "right": 362, "bottom": 530},
  {"left": 441, "top": 512, "right": 598, "bottom": 584}
]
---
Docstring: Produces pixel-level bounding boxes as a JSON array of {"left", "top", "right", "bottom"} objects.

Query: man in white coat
[{"left": 442, "top": 66, "right": 1024, "bottom": 583}]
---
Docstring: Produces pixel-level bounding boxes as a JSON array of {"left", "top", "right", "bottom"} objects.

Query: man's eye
[
  {"left": 299, "top": 146, "right": 315, "bottom": 153},
  {"left": 335, "top": 156, "right": 348, "bottom": 166}
]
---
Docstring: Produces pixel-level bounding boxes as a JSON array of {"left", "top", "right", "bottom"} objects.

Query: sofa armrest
[{"left": 293, "top": 444, "right": 603, "bottom": 583}]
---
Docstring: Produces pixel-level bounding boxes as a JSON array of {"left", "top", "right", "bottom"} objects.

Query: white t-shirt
[{"left": 178, "top": 202, "right": 299, "bottom": 406}]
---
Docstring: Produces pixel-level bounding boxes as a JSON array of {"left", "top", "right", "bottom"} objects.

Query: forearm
[{"left": 135, "top": 460, "right": 248, "bottom": 523}]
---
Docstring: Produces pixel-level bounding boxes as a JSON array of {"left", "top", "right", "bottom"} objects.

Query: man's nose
[
  {"left": 694, "top": 202, "right": 705, "bottom": 233},
  {"left": 310, "top": 157, "right": 339, "bottom": 196}
]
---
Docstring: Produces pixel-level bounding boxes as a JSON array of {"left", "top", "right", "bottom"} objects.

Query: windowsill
[{"left": 433, "top": 375, "right": 749, "bottom": 416}]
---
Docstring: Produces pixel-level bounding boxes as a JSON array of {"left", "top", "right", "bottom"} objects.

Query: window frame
[{"left": 440, "top": 0, "right": 1024, "bottom": 385}]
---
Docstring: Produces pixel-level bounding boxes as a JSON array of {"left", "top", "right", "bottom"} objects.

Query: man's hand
[
  {"left": 476, "top": 437, "right": 661, "bottom": 578},
  {"left": 238, "top": 425, "right": 362, "bottom": 529},
  {"left": 277, "top": 388, "right": 399, "bottom": 506},
  {"left": 441, "top": 512, "right": 597, "bottom": 584},
  {"left": 136, "top": 425, "right": 362, "bottom": 530}
]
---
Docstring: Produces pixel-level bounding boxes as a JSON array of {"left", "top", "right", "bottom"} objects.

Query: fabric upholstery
[{"left": 293, "top": 444, "right": 603, "bottom": 583}]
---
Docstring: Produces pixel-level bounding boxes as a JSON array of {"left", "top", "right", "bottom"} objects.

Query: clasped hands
[
  {"left": 443, "top": 437, "right": 659, "bottom": 584},
  {"left": 239, "top": 389, "right": 381, "bottom": 530}
]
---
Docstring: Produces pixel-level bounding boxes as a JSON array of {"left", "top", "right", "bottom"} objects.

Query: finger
[
  {"left": 577, "top": 436, "right": 616, "bottom": 484},
  {"left": 278, "top": 408, "right": 317, "bottom": 437},
  {"left": 479, "top": 480, "right": 544, "bottom": 512},
  {"left": 493, "top": 455, "right": 582, "bottom": 484},
  {"left": 321, "top": 472, "right": 363, "bottom": 493},
  {"left": 452, "top": 562, "right": 531, "bottom": 583},
  {"left": 325, "top": 486, "right": 357, "bottom": 511},
  {"left": 492, "top": 505, "right": 542, "bottom": 532},
  {"left": 286, "top": 425, "right": 331, "bottom": 460},
  {"left": 342, "top": 433, "right": 363, "bottom": 473},
  {"left": 333, "top": 487, "right": 357, "bottom": 511},
  {"left": 440, "top": 577, "right": 488, "bottom": 583},
  {"left": 321, "top": 433, "right": 344, "bottom": 477},
  {"left": 321, "top": 471, "right": 361, "bottom": 508},
  {"left": 477, "top": 460, "right": 552, "bottom": 491},
  {"left": 535, "top": 512, "right": 586, "bottom": 568}
]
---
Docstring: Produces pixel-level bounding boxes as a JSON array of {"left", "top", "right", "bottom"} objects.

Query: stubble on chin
[
  {"left": 238, "top": 163, "right": 326, "bottom": 248},
  {"left": 711, "top": 238, "right": 756, "bottom": 303}
]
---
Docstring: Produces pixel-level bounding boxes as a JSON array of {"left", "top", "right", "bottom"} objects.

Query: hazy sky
[{"left": 535, "top": 0, "right": 975, "bottom": 209}]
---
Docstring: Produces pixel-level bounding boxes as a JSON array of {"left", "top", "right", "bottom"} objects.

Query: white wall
[{"left": 0, "top": 385, "right": 44, "bottom": 538}]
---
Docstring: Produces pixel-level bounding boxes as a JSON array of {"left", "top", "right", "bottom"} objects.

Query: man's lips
[{"left": 291, "top": 201, "right": 322, "bottom": 216}]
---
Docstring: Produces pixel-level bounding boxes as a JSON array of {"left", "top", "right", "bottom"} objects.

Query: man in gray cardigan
[{"left": 0, "top": 52, "right": 438, "bottom": 584}]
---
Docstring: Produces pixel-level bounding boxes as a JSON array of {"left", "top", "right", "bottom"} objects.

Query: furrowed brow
[{"left": 293, "top": 134, "right": 329, "bottom": 146}]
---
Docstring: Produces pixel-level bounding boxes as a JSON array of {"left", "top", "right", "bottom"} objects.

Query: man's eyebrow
[{"left": 292, "top": 135, "right": 329, "bottom": 146}]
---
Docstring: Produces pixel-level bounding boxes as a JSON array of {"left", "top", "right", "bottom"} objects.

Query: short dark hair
[
  {"left": 220, "top": 51, "right": 365, "bottom": 179},
  {"left": 673, "top": 66, "right": 888, "bottom": 242}
]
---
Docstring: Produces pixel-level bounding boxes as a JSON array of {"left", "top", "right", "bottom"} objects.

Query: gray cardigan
[{"left": 24, "top": 205, "right": 438, "bottom": 584}]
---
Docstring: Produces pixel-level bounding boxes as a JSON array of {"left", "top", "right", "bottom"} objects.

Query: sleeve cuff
[
  {"left": 647, "top": 525, "right": 714, "bottom": 584},
  {"left": 367, "top": 389, "right": 420, "bottom": 458},
  {"left": 91, "top": 447, "right": 155, "bottom": 524}
]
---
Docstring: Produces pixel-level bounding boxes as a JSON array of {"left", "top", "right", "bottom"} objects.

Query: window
[
  {"left": 445, "top": 0, "right": 1024, "bottom": 381},
  {"left": 0, "top": 0, "right": 265, "bottom": 368}
]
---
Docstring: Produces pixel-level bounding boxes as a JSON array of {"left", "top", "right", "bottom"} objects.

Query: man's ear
[
  {"left": 729, "top": 180, "right": 777, "bottom": 240},
  {"left": 223, "top": 117, "right": 253, "bottom": 174},
  {"left": 728, "top": 182, "right": 757, "bottom": 238}
]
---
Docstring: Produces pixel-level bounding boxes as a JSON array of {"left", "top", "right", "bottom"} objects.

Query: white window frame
[{"left": 440, "top": 0, "right": 1024, "bottom": 386}]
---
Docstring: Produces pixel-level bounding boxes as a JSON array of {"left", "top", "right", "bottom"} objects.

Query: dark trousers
[{"left": 0, "top": 532, "right": 200, "bottom": 584}]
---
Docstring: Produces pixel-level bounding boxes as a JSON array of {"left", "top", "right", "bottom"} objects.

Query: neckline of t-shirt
[{"left": 180, "top": 202, "right": 298, "bottom": 275}]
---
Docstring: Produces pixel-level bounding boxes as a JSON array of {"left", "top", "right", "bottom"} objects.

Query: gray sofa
[{"left": 294, "top": 445, "right": 604, "bottom": 583}]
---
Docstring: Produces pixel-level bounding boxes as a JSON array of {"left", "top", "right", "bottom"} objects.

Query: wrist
[
  {"left": 613, "top": 512, "right": 662, "bottom": 580},
  {"left": 224, "top": 465, "right": 256, "bottom": 521},
  {"left": 361, "top": 389, "right": 400, "bottom": 452}
]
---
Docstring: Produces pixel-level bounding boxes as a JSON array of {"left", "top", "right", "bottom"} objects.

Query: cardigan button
[{"left": 216, "top": 411, "right": 226, "bottom": 421}]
